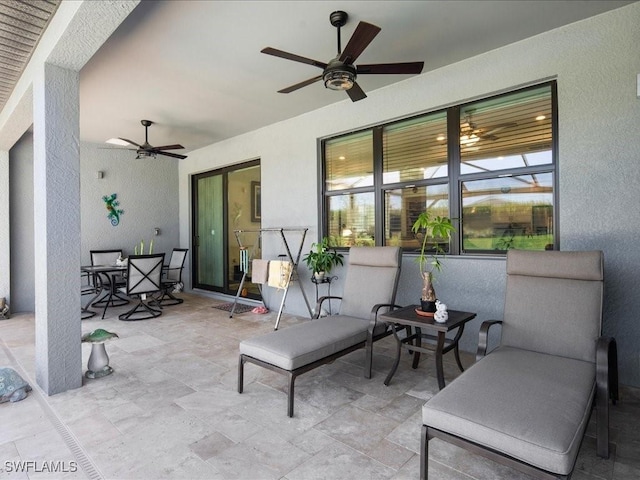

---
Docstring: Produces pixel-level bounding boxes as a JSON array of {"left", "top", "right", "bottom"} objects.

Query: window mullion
[
  {"left": 373, "top": 126, "right": 384, "bottom": 246},
  {"left": 447, "top": 106, "right": 461, "bottom": 255}
]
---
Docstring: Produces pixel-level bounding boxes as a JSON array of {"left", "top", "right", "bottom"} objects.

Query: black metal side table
[{"left": 379, "top": 305, "right": 476, "bottom": 389}]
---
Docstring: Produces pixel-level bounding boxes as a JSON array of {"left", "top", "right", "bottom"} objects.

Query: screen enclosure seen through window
[{"left": 321, "top": 82, "right": 556, "bottom": 255}]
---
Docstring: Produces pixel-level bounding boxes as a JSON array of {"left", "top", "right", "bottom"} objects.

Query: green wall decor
[{"left": 103, "top": 193, "right": 124, "bottom": 226}]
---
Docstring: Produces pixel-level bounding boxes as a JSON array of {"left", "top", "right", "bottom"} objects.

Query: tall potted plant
[
  {"left": 303, "top": 237, "right": 344, "bottom": 281},
  {"left": 411, "top": 211, "right": 455, "bottom": 312}
]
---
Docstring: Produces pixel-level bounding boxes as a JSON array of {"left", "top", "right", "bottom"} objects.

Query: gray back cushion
[
  {"left": 339, "top": 246, "right": 401, "bottom": 319},
  {"left": 501, "top": 250, "right": 603, "bottom": 363}
]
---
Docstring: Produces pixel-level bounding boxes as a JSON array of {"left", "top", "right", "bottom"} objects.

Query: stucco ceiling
[{"left": 4, "top": 1, "right": 636, "bottom": 155}]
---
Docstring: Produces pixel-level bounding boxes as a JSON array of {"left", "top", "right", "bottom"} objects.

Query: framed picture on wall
[{"left": 251, "top": 181, "right": 261, "bottom": 222}]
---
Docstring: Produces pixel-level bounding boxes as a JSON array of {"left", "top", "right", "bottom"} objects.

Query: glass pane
[
  {"left": 460, "top": 85, "right": 552, "bottom": 173},
  {"left": 228, "top": 165, "right": 261, "bottom": 298},
  {"left": 325, "top": 131, "right": 373, "bottom": 191},
  {"left": 383, "top": 112, "right": 448, "bottom": 183},
  {"left": 327, "top": 192, "right": 375, "bottom": 247},
  {"left": 462, "top": 173, "right": 554, "bottom": 252},
  {"left": 384, "top": 184, "right": 449, "bottom": 251},
  {"left": 196, "top": 175, "right": 224, "bottom": 288}
]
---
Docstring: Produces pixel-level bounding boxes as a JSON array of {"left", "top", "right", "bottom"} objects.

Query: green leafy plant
[
  {"left": 411, "top": 211, "right": 455, "bottom": 301},
  {"left": 303, "top": 237, "right": 344, "bottom": 276}
]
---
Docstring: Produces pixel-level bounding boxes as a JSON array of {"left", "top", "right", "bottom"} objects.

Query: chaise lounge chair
[
  {"left": 421, "top": 249, "right": 618, "bottom": 479},
  {"left": 238, "top": 246, "right": 402, "bottom": 417}
]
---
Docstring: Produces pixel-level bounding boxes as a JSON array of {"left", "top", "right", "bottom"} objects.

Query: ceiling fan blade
[
  {"left": 482, "top": 122, "right": 518, "bottom": 136},
  {"left": 357, "top": 62, "right": 424, "bottom": 75},
  {"left": 150, "top": 144, "right": 185, "bottom": 151},
  {"left": 157, "top": 151, "right": 187, "bottom": 160},
  {"left": 278, "top": 75, "right": 323, "bottom": 94},
  {"left": 113, "top": 137, "right": 140, "bottom": 148},
  {"left": 99, "top": 146, "right": 137, "bottom": 152},
  {"left": 261, "top": 47, "right": 327, "bottom": 69},
  {"left": 346, "top": 82, "right": 367, "bottom": 102},
  {"left": 339, "top": 21, "right": 381, "bottom": 64}
]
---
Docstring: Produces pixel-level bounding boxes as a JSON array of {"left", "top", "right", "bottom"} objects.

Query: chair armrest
[
  {"left": 370, "top": 303, "right": 403, "bottom": 318},
  {"left": 313, "top": 295, "right": 342, "bottom": 319},
  {"left": 368, "top": 303, "right": 403, "bottom": 336},
  {"left": 476, "top": 320, "right": 503, "bottom": 361},
  {"left": 595, "top": 336, "right": 617, "bottom": 458},
  {"left": 597, "top": 336, "right": 618, "bottom": 405},
  {"left": 162, "top": 266, "right": 181, "bottom": 274}
]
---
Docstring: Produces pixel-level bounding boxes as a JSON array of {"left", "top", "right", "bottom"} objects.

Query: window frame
[{"left": 319, "top": 81, "right": 558, "bottom": 256}]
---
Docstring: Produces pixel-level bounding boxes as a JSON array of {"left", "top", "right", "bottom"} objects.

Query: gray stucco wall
[
  {"left": 180, "top": 4, "right": 640, "bottom": 386},
  {"left": 8, "top": 131, "right": 34, "bottom": 312},
  {"left": 79, "top": 142, "right": 180, "bottom": 265},
  {"left": 8, "top": 135, "right": 180, "bottom": 312}
]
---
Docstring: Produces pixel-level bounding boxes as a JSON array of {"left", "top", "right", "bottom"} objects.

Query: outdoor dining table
[{"left": 81, "top": 265, "right": 128, "bottom": 319}]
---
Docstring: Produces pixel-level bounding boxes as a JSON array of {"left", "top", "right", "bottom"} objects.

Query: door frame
[{"left": 191, "top": 159, "right": 260, "bottom": 295}]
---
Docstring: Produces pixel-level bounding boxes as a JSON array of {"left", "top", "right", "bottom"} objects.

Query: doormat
[{"left": 212, "top": 302, "right": 254, "bottom": 314}]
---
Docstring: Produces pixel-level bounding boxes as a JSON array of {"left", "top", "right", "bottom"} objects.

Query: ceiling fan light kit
[
  {"left": 323, "top": 61, "right": 356, "bottom": 91},
  {"left": 135, "top": 150, "right": 155, "bottom": 159},
  {"left": 261, "top": 10, "right": 424, "bottom": 102}
]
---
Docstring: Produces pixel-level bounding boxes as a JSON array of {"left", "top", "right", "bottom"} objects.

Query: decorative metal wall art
[{"left": 103, "top": 193, "right": 124, "bottom": 226}]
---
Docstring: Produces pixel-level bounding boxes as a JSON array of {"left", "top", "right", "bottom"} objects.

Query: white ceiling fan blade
[{"left": 106, "top": 137, "right": 141, "bottom": 147}]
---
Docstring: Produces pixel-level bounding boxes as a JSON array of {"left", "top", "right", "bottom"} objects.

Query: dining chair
[
  {"left": 118, "top": 253, "right": 165, "bottom": 321},
  {"left": 157, "top": 248, "right": 188, "bottom": 306},
  {"left": 89, "top": 249, "right": 128, "bottom": 308},
  {"left": 80, "top": 271, "right": 97, "bottom": 319},
  {"left": 90, "top": 249, "right": 123, "bottom": 267}
]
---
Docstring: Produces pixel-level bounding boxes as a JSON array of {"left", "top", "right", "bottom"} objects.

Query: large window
[{"left": 321, "top": 82, "right": 556, "bottom": 254}]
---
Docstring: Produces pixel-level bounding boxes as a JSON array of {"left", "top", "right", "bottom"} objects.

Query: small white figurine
[{"left": 434, "top": 300, "right": 448, "bottom": 323}]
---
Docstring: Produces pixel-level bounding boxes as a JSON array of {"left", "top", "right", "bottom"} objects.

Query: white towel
[
  {"left": 251, "top": 259, "right": 269, "bottom": 284},
  {"left": 268, "top": 260, "right": 292, "bottom": 289}
]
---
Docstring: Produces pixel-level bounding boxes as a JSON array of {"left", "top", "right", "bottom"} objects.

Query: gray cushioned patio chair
[
  {"left": 238, "top": 246, "right": 402, "bottom": 417},
  {"left": 421, "top": 250, "right": 618, "bottom": 479}
]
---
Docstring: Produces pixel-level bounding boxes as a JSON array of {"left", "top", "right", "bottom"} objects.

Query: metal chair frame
[
  {"left": 157, "top": 248, "right": 188, "bottom": 306},
  {"left": 119, "top": 254, "right": 165, "bottom": 321}
]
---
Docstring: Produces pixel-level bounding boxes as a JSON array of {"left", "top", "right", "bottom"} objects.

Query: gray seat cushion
[
  {"left": 240, "top": 315, "right": 374, "bottom": 371},
  {"left": 422, "top": 346, "right": 596, "bottom": 475}
]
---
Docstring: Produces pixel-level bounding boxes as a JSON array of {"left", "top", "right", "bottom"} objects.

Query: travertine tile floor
[{"left": 0, "top": 292, "right": 639, "bottom": 479}]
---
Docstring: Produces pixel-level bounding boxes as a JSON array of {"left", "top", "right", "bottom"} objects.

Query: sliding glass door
[{"left": 191, "top": 160, "right": 261, "bottom": 297}]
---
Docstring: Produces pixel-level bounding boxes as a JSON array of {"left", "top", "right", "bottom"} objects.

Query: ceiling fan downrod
[
  {"left": 141, "top": 119, "right": 152, "bottom": 146},
  {"left": 330, "top": 11, "right": 348, "bottom": 55}
]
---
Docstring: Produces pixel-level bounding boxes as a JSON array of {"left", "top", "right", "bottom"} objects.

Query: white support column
[
  {"left": 0, "top": 151, "right": 9, "bottom": 303},
  {"left": 33, "top": 62, "right": 82, "bottom": 394}
]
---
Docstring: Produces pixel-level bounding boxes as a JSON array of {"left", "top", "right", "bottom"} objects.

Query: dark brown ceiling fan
[
  {"left": 261, "top": 10, "right": 424, "bottom": 102},
  {"left": 106, "top": 120, "right": 187, "bottom": 159},
  {"left": 461, "top": 110, "right": 518, "bottom": 142}
]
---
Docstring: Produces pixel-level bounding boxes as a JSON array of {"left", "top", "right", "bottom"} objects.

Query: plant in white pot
[
  {"left": 303, "top": 237, "right": 344, "bottom": 281},
  {"left": 411, "top": 211, "right": 455, "bottom": 313}
]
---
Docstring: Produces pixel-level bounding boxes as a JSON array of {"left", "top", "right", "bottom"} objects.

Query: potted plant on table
[
  {"left": 411, "top": 211, "right": 455, "bottom": 313},
  {"left": 303, "top": 237, "right": 344, "bottom": 281}
]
